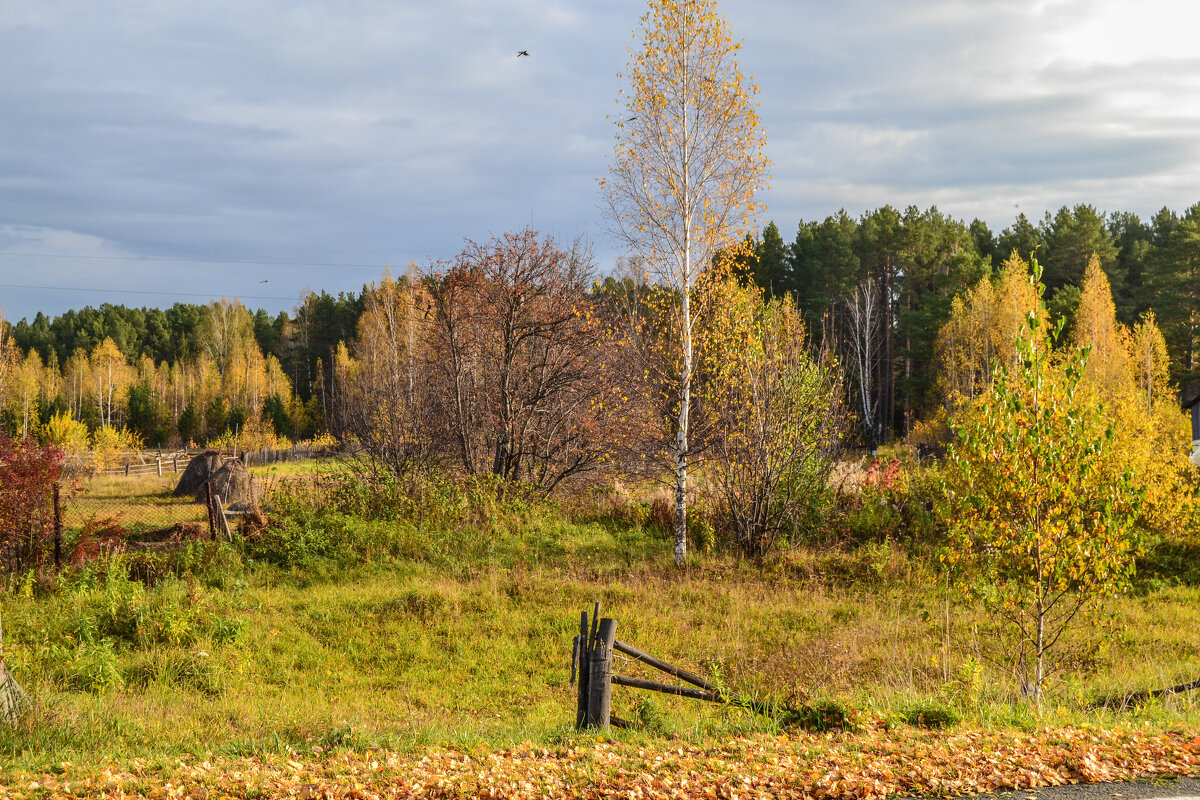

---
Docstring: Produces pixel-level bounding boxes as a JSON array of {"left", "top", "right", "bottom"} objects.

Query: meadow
[{"left": 1, "top": 458, "right": 1199, "bottom": 776}]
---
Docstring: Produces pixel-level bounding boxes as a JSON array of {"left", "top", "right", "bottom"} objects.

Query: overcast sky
[{"left": 3, "top": 0, "right": 1200, "bottom": 322}]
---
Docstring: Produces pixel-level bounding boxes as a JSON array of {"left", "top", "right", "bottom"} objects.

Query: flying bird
[
  {"left": 517, "top": 50, "right": 530, "bottom": 57},
  {"left": 625, "top": 116, "right": 637, "bottom": 122}
]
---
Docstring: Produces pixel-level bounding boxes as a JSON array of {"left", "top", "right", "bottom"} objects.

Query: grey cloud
[{"left": 2, "top": 0, "right": 1199, "bottom": 320}]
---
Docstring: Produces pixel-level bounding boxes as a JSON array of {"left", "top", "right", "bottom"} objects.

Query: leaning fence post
[
  {"left": 587, "top": 618, "right": 617, "bottom": 730},
  {"left": 214, "top": 494, "right": 233, "bottom": 543},
  {"left": 53, "top": 483, "right": 62, "bottom": 570}
]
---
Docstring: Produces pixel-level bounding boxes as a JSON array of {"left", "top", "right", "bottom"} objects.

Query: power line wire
[
  {"left": 0, "top": 283, "right": 296, "bottom": 301},
  {"left": 0, "top": 252, "right": 395, "bottom": 271}
]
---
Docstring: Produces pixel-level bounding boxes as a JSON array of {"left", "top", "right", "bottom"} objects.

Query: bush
[
  {"left": 699, "top": 278, "right": 844, "bottom": 557},
  {"left": 249, "top": 468, "right": 551, "bottom": 569},
  {"left": 943, "top": 302, "right": 1142, "bottom": 702},
  {"left": 0, "top": 434, "right": 63, "bottom": 574},
  {"left": 899, "top": 698, "right": 960, "bottom": 729}
]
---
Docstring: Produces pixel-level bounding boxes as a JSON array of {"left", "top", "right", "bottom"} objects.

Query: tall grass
[{"left": 0, "top": 465, "right": 1196, "bottom": 771}]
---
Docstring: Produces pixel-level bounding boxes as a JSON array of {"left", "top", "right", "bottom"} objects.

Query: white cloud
[{"left": 1, "top": 0, "right": 1198, "bottom": 319}]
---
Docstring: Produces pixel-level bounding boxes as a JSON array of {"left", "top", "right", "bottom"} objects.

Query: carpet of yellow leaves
[{"left": 3, "top": 725, "right": 1198, "bottom": 799}]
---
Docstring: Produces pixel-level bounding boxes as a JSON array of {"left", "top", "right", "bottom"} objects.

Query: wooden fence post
[
  {"left": 205, "top": 482, "right": 217, "bottom": 541},
  {"left": 587, "top": 618, "right": 617, "bottom": 730},
  {"left": 53, "top": 483, "right": 62, "bottom": 570},
  {"left": 214, "top": 494, "right": 233, "bottom": 543},
  {"left": 156, "top": 458, "right": 162, "bottom": 477},
  {"left": 173, "top": 456, "right": 178, "bottom": 473},
  {"left": 576, "top": 611, "right": 590, "bottom": 729}
]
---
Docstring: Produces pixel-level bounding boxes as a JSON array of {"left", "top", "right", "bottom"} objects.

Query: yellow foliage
[
  {"left": 938, "top": 251, "right": 1197, "bottom": 538},
  {"left": 935, "top": 253, "right": 1045, "bottom": 409},
  {"left": 1072, "top": 254, "right": 1133, "bottom": 396},
  {"left": 40, "top": 411, "right": 90, "bottom": 453},
  {"left": 1068, "top": 263, "right": 1196, "bottom": 534},
  {"left": 89, "top": 425, "right": 146, "bottom": 473}
]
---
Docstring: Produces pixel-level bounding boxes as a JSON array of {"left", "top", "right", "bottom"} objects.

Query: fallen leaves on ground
[{"left": 3, "top": 725, "right": 1199, "bottom": 799}]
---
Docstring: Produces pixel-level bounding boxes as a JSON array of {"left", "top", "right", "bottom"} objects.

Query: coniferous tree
[
  {"left": 1040, "top": 204, "right": 1118, "bottom": 295},
  {"left": 1144, "top": 211, "right": 1200, "bottom": 386},
  {"left": 789, "top": 211, "right": 860, "bottom": 350}
]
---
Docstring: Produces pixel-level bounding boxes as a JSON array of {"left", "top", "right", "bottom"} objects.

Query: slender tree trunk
[
  {"left": 674, "top": 66, "right": 692, "bottom": 568},
  {"left": 675, "top": 279, "right": 691, "bottom": 567}
]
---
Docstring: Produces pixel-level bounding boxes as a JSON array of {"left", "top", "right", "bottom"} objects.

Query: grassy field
[
  {"left": 1, "top": 465, "right": 1199, "bottom": 774},
  {"left": 62, "top": 472, "right": 209, "bottom": 533}
]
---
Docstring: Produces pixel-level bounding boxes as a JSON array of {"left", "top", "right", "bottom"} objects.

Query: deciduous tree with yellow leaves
[
  {"left": 698, "top": 273, "right": 843, "bottom": 557},
  {"left": 1070, "top": 257, "right": 1198, "bottom": 536},
  {"left": 943, "top": 262, "right": 1144, "bottom": 703},
  {"left": 603, "top": 0, "right": 769, "bottom": 565}
]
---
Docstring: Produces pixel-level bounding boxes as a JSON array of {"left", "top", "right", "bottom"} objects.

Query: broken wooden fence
[{"left": 570, "top": 603, "right": 774, "bottom": 730}]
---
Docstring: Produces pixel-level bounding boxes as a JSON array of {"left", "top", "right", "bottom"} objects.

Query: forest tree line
[
  {"left": 734, "top": 203, "right": 1200, "bottom": 441},
  {"left": 0, "top": 289, "right": 362, "bottom": 447},
  {"left": 0, "top": 202, "right": 1197, "bottom": 453}
]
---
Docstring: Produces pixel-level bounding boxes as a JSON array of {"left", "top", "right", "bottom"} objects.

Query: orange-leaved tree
[
  {"left": 426, "top": 230, "right": 621, "bottom": 494},
  {"left": 342, "top": 265, "right": 433, "bottom": 477},
  {"left": 603, "top": 0, "right": 769, "bottom": 565}
]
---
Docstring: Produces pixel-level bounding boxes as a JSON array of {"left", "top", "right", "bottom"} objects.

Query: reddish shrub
[
  {"left": 0, "top": 434, "right": 64, "bottom": 573},
  {"left": 70, "top": 516, "right": 128, "bottom": 566}
]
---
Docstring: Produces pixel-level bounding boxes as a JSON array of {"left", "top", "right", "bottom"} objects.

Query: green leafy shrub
[
  {"left": 943, "top": 283, "right": 1143, "bottom": 702},
  {"left": 45, "top": 640, "right": 124, "bottom": 692},
  {"left": 899, "top": 698, "right": 960, "bottom": 729}
]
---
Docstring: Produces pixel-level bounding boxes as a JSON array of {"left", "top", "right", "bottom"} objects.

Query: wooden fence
[
  {"left": 62, "top": 442, "right": 322, "bottom": 478},
  {"left": 571, "top": 603, "right": 776, "bottom": 730},
  {"left": 241, "top": 443, "right": 316, "bottom": 467},
  {"left": 62, "top": 450, "right": 194, "bottom": 478}
]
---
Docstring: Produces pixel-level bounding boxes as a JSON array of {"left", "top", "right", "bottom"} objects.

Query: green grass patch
[{"left": 1, "top": 467, "right": 1197, "bottom": 772}]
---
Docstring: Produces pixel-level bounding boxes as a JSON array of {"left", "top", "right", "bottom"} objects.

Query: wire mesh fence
[
  {"left": 60, "top": 444, "right": 317, "bottom": 480},
  {"left": 4, "top": 444, "right": 322, "bottom": 572},
  {"left": 61, "top": 450, "right": 221, "bottom": 538},
  {"left": 63, "top": 483, "right": 211, "bottom": 536}
]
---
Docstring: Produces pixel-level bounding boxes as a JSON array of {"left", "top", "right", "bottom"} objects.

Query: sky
[{"left": 3, "top": 0, "right": 1200, "bottom": 322}]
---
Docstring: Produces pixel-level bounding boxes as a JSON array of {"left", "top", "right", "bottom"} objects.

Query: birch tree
[
  {"left": 847, "top": 277, "right": 882, "bottom": 447},
  {"left": 603, "top": 0, "right": 769, "bottom": 565},
  {"left": 0, "top": 312, "right": 17, "bottom": 427},
  {"left": 943, "top": 267, "right": 1142, "bottom": 702}
]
